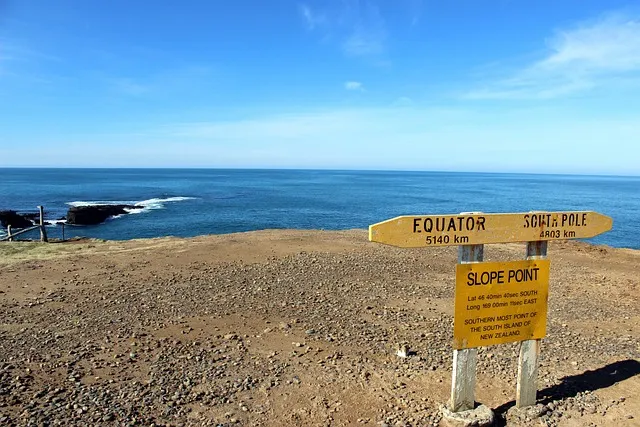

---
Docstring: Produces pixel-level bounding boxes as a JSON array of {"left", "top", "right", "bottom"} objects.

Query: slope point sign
[
  {"left": 369, "top": 211, "right": 612, "bottom": 247},
  {"left": 454, "top": 259, "right": 550, "bottom": 349}
]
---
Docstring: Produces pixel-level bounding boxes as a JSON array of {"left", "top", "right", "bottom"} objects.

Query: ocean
[{"left": 1, "top": 169, "right": 638, "bottom": 249}]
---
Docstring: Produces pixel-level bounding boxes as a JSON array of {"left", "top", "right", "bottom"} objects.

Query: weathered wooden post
[
  {"left": 38, "top": 206, "right": 48, "bottom": 242},
  {"left": 7, "top": 225, "right": 12, "bottom": 242},
  {"left": 61, "top": 222, "right": 65, "bottom": 241},
  {"left": 450, "top": 243, "right": 483, "bottom": 412},
  {"left": 516, "top": 240, "right": 547, "bottom": 408}
]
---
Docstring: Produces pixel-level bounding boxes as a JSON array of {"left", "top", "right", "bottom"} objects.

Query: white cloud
[
  {"left": 299, "top": 1, "right": 388, "bottom": 58},
  {"left": 408, "top": 0, "right": 423, "bottom": 27},
  {"left": 342, "top": 30, "right": 384, "bottom": 56},
  {"left": 344, "top": 81, "right": 364, "bottom": 91},
  {"left": 342, "top": 3, "right": 387, "bottom": 57},
  {"left": 540, "top": 15, "right": 640, "bottom": 72},
  {"left": 299, "top": 4, "right": 326, "bottom": 30},
  {"left": 170, "top": 110, "right": 365, "bottom": 140},
  {"left": 466, "top": 13, "right": 640, "bottom": 99},
  {"left": 6, "top": 105, "right": 640, "bottom": 173},
  {"left": 155, "top": 106, "right": 640, "bottom": 174},
  {"left": 105, "top": 66, "right": 215, "bottom": 97}
]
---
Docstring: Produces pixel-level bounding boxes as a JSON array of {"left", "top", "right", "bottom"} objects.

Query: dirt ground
[{"left": 0, "top": 230, "right": 638, "bottom": 426}]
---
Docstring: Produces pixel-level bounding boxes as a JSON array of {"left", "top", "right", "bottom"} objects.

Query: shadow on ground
[{"left": 492, "top": 359, "right": 640, "bottom": 425}]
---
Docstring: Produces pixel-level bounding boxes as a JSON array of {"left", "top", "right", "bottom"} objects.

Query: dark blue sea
[{"left": 1, "top": 169, "right": 638, "bottom": 249}]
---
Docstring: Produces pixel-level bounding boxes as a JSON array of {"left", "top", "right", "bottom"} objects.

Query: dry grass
[
  {"left": 0, "top": 236, "right": 209, "bottom": 266},
  {"left": 0, "top": 241, "right": 97, "bottom": 264}
]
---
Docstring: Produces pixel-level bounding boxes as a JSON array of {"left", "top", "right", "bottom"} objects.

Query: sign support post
[
  {"left": 451, "top": 243, "right": 483, "bottom": 411},
  {"left": 516, "top": 240, "right": 547, "bottom": 408}
]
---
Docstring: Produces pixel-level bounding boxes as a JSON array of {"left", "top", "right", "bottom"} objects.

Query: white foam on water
[
  {"left": 66, "top": 197, "right": 196, "bottom": 218},
  {"left": 67, "top": 200, "right": 134, "bottom": 207},
  {"left": 134, "top": 196, "right": 196, "bottom": 210},
  {"left": 123, "top": 208, "right": 145, "bottom": 215},
  {"left": 126, "top": 197, "right": 195, "bottom": 213}
]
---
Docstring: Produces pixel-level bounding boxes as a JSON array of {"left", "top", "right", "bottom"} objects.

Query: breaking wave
[{"left": 66, "top": 196, "right": 196, "bottom": 216}]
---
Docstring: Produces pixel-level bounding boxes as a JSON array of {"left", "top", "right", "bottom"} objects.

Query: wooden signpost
[
  {"left": 369, "top": 211, "right": 612, "bottom": 248},
  {"left": 369, "top": 211, "right": 612, "bottom": 417}
]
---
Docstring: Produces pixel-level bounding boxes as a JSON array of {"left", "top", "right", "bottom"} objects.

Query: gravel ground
[{"left": 0, "top": 230, "right": 638, "bottom": 426}]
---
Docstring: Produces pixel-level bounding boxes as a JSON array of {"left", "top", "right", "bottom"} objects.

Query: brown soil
[{"left": 0, "top": 230, "right": 638, "bottom": 426}]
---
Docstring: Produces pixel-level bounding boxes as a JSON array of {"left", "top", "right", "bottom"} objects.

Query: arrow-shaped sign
[{"left": 369, "top": 211, "right": 612, "bottom": 248}]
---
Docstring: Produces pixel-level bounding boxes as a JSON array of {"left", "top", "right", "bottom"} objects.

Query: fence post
[
  {"left": 61, "top": 223, "right": 65, "bottom": 241},
  {"left": 450, "top": 241, "right": 483, "bottom": 412},
  {"left": 7, "top": 225, "right": 12, "bottom": 242},
  {"left": 516, "top": 240, "right": 547, "bottom": 408},
  {"left": 38, "top": 206, "right": 48, "bottom": 242}
]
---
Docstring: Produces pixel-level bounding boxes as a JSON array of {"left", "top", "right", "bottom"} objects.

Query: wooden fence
[{"left": 1, "top": 206, "right": 49, "bottom": 242}]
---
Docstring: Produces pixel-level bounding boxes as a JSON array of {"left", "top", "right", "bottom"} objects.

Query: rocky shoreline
[
  {"left": 1, "top": 205, "right": 145, "bottom": 229},
  {"left": 65, "top": 205, "right": 143, "bottom": 225},
  {"left": 0, "top": 211, "right": 40, "bottom": 229}
]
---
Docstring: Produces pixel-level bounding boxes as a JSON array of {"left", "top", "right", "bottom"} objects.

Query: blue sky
[{"left": 1, "top": 0, "right": 639, "bottom": 174}]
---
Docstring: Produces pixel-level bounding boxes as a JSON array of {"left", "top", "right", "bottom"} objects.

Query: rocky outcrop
[
  {"left": 66, "top": 205, "right": 142, "bottom": 225},
  {"left": 0, "top": 210, "right": 35, "bottom": 228}
]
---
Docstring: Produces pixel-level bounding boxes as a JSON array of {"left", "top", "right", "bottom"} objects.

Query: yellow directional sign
[
  {"left": 369, "top": 211, "right": 612, "bottom": 248},
  {"left": 454, "top": 259, "right": 550, "bottom": 349}
]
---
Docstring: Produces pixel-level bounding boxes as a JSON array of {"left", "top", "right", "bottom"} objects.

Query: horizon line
[{"left": 0, "top": 166, "right": 638, "bottom": 178}]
